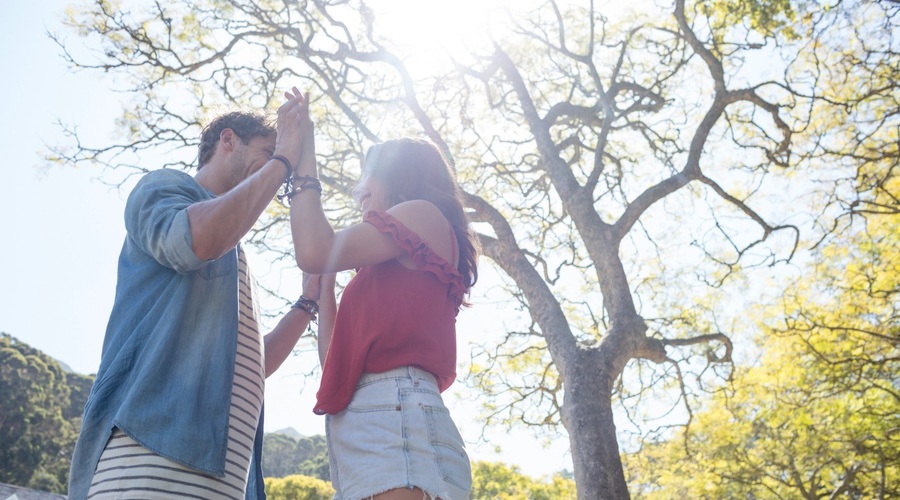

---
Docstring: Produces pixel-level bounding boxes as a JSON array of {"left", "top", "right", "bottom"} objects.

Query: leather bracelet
[
  {"left": 296, "top": 177, "right": 322, "bottom": 191},
  {"left": 292, "top": 295, "right": 319, "bottom": 316},
  {"left": 292, "top": 295, "right": 319, "bottom": 332},
  {"left": 270, "top": 155, "right": 293, "bottom": 180},
  {"left": 285, "top": 177, "right": 322, "bottom": 202}
]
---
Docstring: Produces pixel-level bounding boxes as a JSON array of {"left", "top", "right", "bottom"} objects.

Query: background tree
[
  {"left": 471, "top": 461, "right": 576, "bottom": 499},
  {"left": 263, "top": 474, "right": 335, "bottom": 500},
  {"left": 0, "top": 333, "right": 92, "bottom": 494},
  {"left": 624, "top": 207, "right": 899, "bottom": 498},
  {"left": 263, "top": 460, "right": 577, "bottom": 499},
  {"left": 262, "top": 432, "right": 330, "bottom": 481},
  {"left": 622, "top": 1, "right": 899, "bottom": 496},
  {"left": 49, "top": 0, "right": 898, "bottom": 497}
]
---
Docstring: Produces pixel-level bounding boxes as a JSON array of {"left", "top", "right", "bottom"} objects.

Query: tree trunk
[{"left": 563, "top": 348, "right": 630, "bottom": 500}]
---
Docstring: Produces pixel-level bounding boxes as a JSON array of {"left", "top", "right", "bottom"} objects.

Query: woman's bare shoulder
[
  {"left": 386, "top": 200, "right": 454, "bottom": 261},
  {"left": 387, "top": 199, "right": 443, "bottom": 220}
]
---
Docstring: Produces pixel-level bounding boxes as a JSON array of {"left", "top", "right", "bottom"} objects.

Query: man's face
[{"left": 228, "top": 133, "right": 277, "bottom": 184}]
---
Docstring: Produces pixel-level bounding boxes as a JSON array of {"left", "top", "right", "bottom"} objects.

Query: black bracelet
[
  {"left": 283, "top": 177, "right": 322, "bottom": 203},
  {"left": 270, "top": 155, "right": 293, "bottom": 180},
  {"left": 292, "top": 295, "right": 319, "bottom": 331},
  {"left": 295, "top": 176, "right": 321, "bottom": 191}
]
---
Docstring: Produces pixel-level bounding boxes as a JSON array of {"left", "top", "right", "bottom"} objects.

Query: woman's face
[{"left": 352, "top": 170, "right": 391, "bottom": 214}]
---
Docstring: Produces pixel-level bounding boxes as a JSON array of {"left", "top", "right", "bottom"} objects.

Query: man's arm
[
  {"left": 188, "top": 92, "right": 307, "bottom": 261},
  {"left": 263, "top": 272, "right": 323, "bottom": 377},
  {"left": 124, "top": 170, "right": 208, "bottom": 274},
  {"left": 263, "top": 307, "right": 314, "bottom": 378},
  {"left": 187, "top": 161, "right": 287, "bottom": 261}
]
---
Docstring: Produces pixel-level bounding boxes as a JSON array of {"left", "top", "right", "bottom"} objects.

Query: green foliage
[
  {"left": 0, "top": 333, "right": 92, "bottom": 494},
  {"left": 471, "top": 461, "right": 576, "bottom": 500},
  {"left": 700, "top": 0, "right": 799, "bottom": 42},
  {"left": 262, "top": 432, "right": 330, "bottom": 481},
  {"left": 27, "top": 469, "right": 64, "bottom": 494},
  {"left": 262, "top": 459, "right": 576, "bottom": 499},
  {"left": 264, "top": 474, "right": 334, "bottom": 500},
  {"left": 624, "top": 208, "right": 900, "bottom": 498},
  {"left": 64, "top": 370, "right": 94, "bottom": 422}
]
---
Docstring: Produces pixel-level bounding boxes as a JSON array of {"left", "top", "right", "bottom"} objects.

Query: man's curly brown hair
[{"left": 197, "top": 111, "right": 275, "bottom": 168}]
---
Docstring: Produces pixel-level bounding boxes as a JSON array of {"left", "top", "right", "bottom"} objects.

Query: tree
[
  {"left": 262, "top": 432, "right": 330, "bottom": 481},
  {"left": 0, "top": 333, "right": 88, "bottom": 493},
  {"left": 471, "top": 461, "right": 576, "bottom": 499},
  {"left": 624, "top": 208, "right": 899, "bottom": 498},
  {"left": 264, "top": 474, "right": 335, "bottom": 500},
  {"left": 49, "top": 0, "right": 898, "bottom": 497},
  {"left": 263, "top": 433, "right": 301, "bottom": 478}
]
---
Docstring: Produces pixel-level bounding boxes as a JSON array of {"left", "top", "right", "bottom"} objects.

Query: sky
[{"left": 0, "top": 0, "right": 572, "bottom": 478}]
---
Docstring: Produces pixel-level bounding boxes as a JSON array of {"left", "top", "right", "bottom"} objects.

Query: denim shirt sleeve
[{"left": 125, "top": 169, "right": 208, "bottom": 274}]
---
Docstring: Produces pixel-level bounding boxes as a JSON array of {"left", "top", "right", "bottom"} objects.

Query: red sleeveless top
[{"left": 313, "top": 210, "right": 466, "bottom": 415}]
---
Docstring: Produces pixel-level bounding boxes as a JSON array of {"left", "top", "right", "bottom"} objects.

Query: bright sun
[
  {"left": 369, "top": 0, "right": 540, "bottom": 58},
  {"left": 367, "top": 0, "right": 632, "bottom": 72}
]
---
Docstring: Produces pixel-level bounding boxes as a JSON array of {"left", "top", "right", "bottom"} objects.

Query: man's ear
[{"left": 219, "top": 128, "right": 237, "bottom": 152}]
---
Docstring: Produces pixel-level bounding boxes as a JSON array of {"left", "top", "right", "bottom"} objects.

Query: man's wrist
[{"left": 269, "top": 154, "right": 294, "bottom": 180}]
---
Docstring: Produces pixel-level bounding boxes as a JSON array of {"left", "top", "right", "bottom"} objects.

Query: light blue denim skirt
[{"left": 326, "top": 366, "right": 472, "bottom": 500}]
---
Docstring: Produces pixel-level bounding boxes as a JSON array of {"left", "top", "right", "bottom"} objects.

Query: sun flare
[
  {"left": 369, "top": 0, "right": 536, "bottom": 57},
  {"left": 367, "top": 0, "right": 633, "bottom": 73}
]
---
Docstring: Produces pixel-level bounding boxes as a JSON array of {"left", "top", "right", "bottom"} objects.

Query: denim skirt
[{"left": 326, "top": 366, "right": 472, "bottom": 500}]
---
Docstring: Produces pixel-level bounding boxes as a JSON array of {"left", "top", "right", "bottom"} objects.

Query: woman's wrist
[
  {"left": 284, "top": 175, "right": 322, "bottom": 203},
  {"left": 293, "top": 167, "right": 318, "bottom": 179},
  {"left": 292, "top": 295, "right": 319, "bottom": 316},
  {"left": 291, "top": 295, "right": 319, "bottom": 332}
]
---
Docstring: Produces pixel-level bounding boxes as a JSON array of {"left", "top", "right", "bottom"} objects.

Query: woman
[{"left": 285, "top": 89, "right": 478, "bottom": 500}]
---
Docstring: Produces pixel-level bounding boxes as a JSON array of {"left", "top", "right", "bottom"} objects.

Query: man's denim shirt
[{"left": 68, "top": 169, "right": 265, "bottom": 500}]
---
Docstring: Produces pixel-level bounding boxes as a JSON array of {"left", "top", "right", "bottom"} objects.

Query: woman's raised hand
[
  {"left": 273, "top": 87, "right": 308, "bottom": 172},
  {"left": 283, "top": 87, "right": 317, "bottom": 178}
]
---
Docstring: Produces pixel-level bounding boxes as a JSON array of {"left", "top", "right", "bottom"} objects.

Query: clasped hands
[{"left": 274, "top": 87, "right": 316, "bottom": 179}]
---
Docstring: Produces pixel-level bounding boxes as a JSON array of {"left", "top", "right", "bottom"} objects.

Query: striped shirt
[{"left": 87, "top": 246, "right": 265, "bottom": 499}]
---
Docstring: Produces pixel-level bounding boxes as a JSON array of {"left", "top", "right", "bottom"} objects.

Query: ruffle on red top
[{"left": 365, "top": 210, "right": 466, "bottom": 304}]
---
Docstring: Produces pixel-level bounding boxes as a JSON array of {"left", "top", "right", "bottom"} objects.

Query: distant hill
[
  {"left": 53, "top": 358, "right": 75, "bottom": 374},
  {"left": 271, "top": 427, "right": 305, "bottom": 440}
]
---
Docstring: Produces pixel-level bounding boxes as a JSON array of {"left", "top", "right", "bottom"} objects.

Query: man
[{"left": 68, "top": 93, "right": 315, "bottom": 500}]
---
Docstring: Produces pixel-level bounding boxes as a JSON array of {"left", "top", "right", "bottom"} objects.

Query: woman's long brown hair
[{"left": 365, "top": 138, "right": 479, "bottom": 293}]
